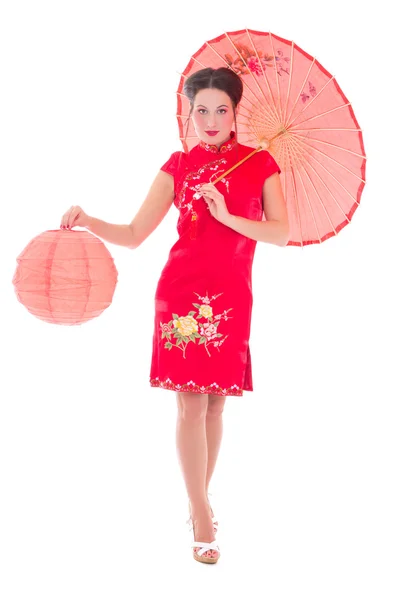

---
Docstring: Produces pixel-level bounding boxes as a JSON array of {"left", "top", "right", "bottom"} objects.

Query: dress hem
[{"left": 150, "top": 377, "right": 252, "bottom": 397}]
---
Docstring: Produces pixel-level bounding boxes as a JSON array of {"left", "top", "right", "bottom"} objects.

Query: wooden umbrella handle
[
  {"left": 211, "top": 147, "right": 262, "bottom": 184},
  {"left": 211, "top": 130, "right": 285, "bottom": 184}
]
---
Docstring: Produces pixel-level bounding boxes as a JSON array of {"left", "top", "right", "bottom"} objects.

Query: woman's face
[{"left": 191, "top": 88, "right": 235, "bottom": 147}]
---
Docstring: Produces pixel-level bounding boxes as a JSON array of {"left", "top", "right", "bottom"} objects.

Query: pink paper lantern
[{"left": 12, "top": 229, "right": 118, "bottom": 325}]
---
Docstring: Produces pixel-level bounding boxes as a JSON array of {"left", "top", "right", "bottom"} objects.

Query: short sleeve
[
  {"left": 160, "top": 151, "right": 182, "bottom": 177},
  {"left": 263, "top": 150, "right": 281, "bottom": 178}
]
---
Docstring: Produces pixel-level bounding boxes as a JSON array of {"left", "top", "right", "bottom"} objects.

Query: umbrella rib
[
  {"left": 290, "top": 103, "right": 352, "bottom": 128},
  {"left": 238, "top": 101, "right": 278, "bottom": 128},
  {"left": 282, "top": 157, "right": 288, "bottom": 216},
  {"left": 240, "top": 138, "right": 265, "bottom": 147},
  {"left": 283, "top": 41, "right": 295, "bottom": 124},
  {"left": 289, "top": 160, "right": 304, "bottom": 248},
  {"left": 236, "top": 110, "right": 278, "bottom": 129},
  {"left": 274, "top": 135, "right": 346, "bottom": 243},
  {"left": 285, "top": 57, "right": 315, "bottom": 126},
  {"left": 288, "top": 132, "right": 363, "bottom": 181},
  {"left": 294, "top": 137, "right": 362, "bottom": 204},
  {"left": 242, "top": 29, "right": 277, "bottom": 107},
  {"left": 223, "top": 32, "right": 278, "bottom": 119},
  {"left": 287, "top": 76, "right": 337, "bottom": 129},
  {"left": 244, "top": 29, "right": 281, "bottom": 124},
  {"left": 285, "top": 134, "right": 354, "bottom": 230},
  {"left": 292, "top": 127, "right": 362, "bottom": 132},
  {"left": 296, "top": 166, "right": 323, "bottom": 243},
  {"left": 239, "top": 135, "right": 259, "bottom": 143},
  {"left": 281, "top": 133, "right": 363, "bottom": 206},
  {"left": 200, "top": 43, "right": 266, "bottom": 115},
  {"left": 300, "top": 156, "right": 350, "bottom": 226},
  {"left": 294, "top": 133, "right": 367, "bottom": 159},
  {"left": 222, "top": 34, "right": 281, "bottom": 128},
  {"left": 284, "top": 138, "right": 305, "bottom": 246},
  {"left": 281, "top": 133, "right": 305, "bottom": 166},
  {"left": 268, "top": 31, "right": 283, "bottom": 122}
]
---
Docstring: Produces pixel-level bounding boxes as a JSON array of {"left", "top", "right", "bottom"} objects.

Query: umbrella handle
[
  {"left": 211, "top": 130, "right": 286, "bottom": 184},
  {"left": 212, "top": 147, "right": 261, "bottom": 184}
]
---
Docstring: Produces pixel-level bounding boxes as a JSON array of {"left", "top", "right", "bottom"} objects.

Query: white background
[{"left": 1, "top": 0, "right": 398, "bottom": 598}]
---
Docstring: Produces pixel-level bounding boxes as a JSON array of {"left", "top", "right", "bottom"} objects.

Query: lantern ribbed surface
[{"left": 12, "top": 229, "right": 118, "bottom": 325}]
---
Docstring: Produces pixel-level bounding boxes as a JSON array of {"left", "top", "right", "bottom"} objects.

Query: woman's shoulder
[
  {"left": 165, "top": 149, "right": 185, "bottom": 160},
  {"left": 160, "top": 149, "right": 188, "bottom": 176}
]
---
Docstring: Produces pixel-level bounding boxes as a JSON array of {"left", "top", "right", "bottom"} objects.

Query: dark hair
[
  {"left": 183, "top": 67, "right": 243, "bottom": 149},
  {"left": 184, "top": 67, "right": 243, "bottom": 108}
]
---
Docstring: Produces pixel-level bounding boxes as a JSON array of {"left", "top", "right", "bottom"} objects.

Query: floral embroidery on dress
[
  {"left": 160, "top": 291, "right": 233, "bottom": 359},
  {"left": 150, "top": 377, "right": 243, "bottom": 397},
  {"left": 176, "top": 159, "right": 230, "bottom": 239},
  {"left": 199, "top": 139, "right": 235, "bottom": 154},
  {"left": 199, "top": 131, "right": 236, "bottom": 154},
  {"left": 176, "top": 159, "right": 229, "bottom": 211}
]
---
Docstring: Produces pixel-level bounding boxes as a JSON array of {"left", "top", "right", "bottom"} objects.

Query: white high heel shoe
[{"left": 190, "top": 518, "right": 221, "bottom": 564}]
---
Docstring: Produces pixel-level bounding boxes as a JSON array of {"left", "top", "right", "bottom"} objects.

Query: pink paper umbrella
[
  {"left": 177, "top": 28, "right": 367, "bottom": 247},
  {"left": 12, "top": 229, "right": 118, "bottom": 325}
]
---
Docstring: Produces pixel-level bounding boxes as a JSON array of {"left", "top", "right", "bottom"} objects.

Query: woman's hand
[
  {"left": 198, "top": 183, "right": 231, "bottom": 226},
  {"left": 60, "top": 205, "right": 91, "bottom": 229}
]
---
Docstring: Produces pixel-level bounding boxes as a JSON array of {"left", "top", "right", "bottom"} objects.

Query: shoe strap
[{"left": 191, "top": 540, "right": 220, "bottom": 555}]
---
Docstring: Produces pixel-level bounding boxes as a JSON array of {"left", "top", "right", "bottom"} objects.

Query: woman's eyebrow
[{"left": 195, "top": 104, "right": 229, "bottom": 108}]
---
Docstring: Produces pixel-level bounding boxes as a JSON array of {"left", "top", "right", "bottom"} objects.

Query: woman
[{"left": 60, "top": 67, "right": 289, "bottom": 565}]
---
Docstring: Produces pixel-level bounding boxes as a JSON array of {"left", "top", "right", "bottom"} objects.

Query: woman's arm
[
  {"left": 128, "top": 170, "right": 174, "bottom": 249},
  {"left": 85, "top": 170, "right": 174, "bottom": 249},
  {"left": 200, "top": 173, "right": 290, "bottom": 247},
  {"left": 225, "top": 173, "right": 290, "bottom": 247}
]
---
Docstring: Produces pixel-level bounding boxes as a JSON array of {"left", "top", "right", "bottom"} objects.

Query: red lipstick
[{"left": 206, "top": 131, "right": 219, "bottom": 136}]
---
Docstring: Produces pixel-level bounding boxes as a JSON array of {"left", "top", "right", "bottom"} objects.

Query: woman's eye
[{"left": 197, "top": 109, "right": 227, "bottom": 115}]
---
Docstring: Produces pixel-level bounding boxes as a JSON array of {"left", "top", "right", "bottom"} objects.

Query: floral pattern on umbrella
[
  {"left": 177, "top": 28, "right": 367, "bottom": 247},
  {"left": 225, "top": 44, "right": 290, "bottom": 77}
]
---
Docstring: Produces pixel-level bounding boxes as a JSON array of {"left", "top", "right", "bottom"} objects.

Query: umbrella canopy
[{"left": 177, "top": 29, "right": 366, "bottom": 246}]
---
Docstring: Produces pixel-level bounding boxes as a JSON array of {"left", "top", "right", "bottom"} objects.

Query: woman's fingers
[
  {"left": 69, "top": 210, "right": 79, "bottom": 227},
  {"left": 60, "top": 206, "right": 79, "bottom": 229},
  {"left": 60, "top": 208, "right": 71, "bottom": 228},
  {"left": 201, "top": 189, "right": 217, "bottom": 201}
]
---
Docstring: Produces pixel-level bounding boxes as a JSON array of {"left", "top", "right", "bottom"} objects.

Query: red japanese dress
[{"left": 149, "top": 131, "right": 281, "bottom": 397}]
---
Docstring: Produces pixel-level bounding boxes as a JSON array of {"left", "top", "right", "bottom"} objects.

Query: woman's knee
[
  {"left": 206, "top": 394, "right": 226, "bottom": 418},
  {"left": 176, "top": 392, "right": 208, "bottom": 421}
]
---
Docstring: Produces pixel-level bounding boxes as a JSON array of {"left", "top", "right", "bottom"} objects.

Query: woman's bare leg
[
  {"left": 205, "top": 394, "right": 226, "bottom": 502},
  {"left": 176, "top": 391, "right": 217, "bottom": 553}
]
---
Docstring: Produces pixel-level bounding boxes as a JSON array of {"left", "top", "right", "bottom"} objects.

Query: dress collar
[{"left": 198, "top": 131, "right": 236, "bottom": 154}]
